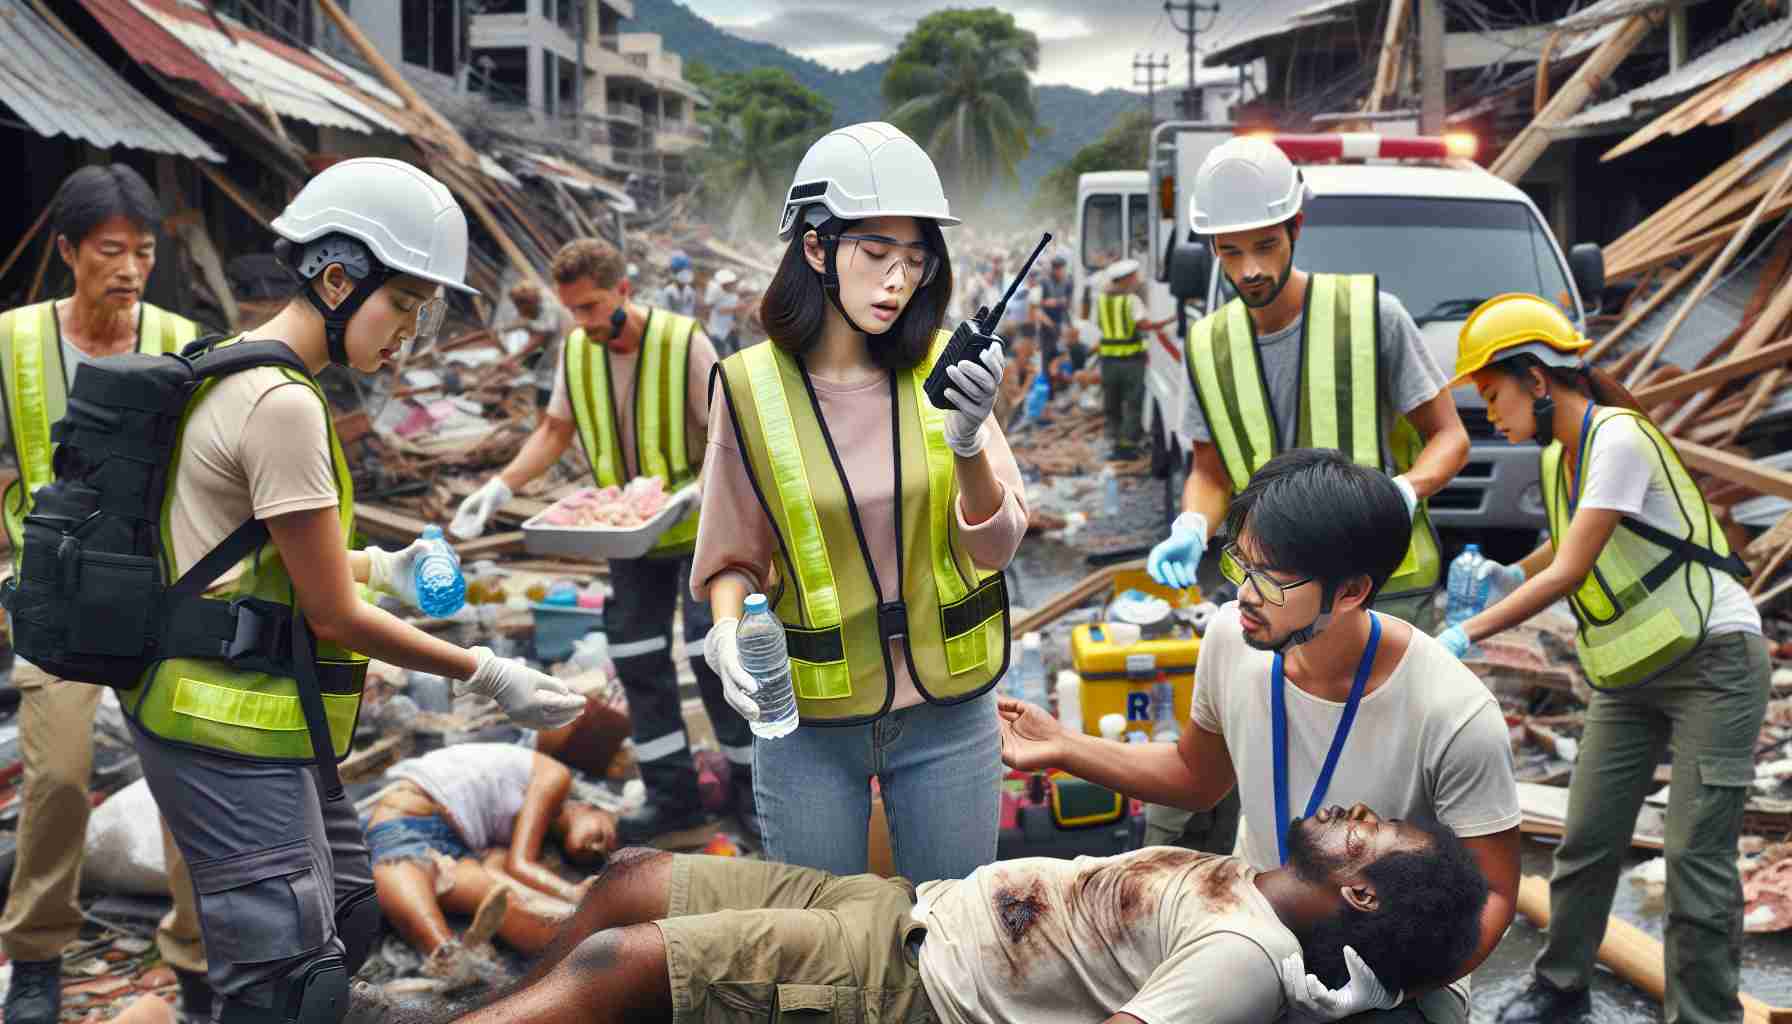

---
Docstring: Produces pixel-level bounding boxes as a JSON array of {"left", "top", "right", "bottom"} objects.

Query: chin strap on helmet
[
  {"left": 804, "top": 210, "right": 878, "bottom": 337},
  {"left": 279, "top": 235, "right": 396, "bottom": 367},
  {"left": 1532, "top": 392, "right": 1558, "bottom": 447}
]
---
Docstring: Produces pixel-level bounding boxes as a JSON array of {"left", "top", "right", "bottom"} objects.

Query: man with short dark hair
[
  {"left": 0, "top": 163, "right": 212, "bottom": 1024},
  {"left": 1003, "top": 449, "right": 1521, "bottom": 1023},
  {"left": 434, "top": 804, "right": 1487, "bottom": 1024},
  {"left": 451, "top": 238, "right": 753, "bottom": 849}
]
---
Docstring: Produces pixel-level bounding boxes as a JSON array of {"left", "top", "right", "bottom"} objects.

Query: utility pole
[
  {"left": 1419, "top": 0, "right": 1444, "bottom": 134},
  {"left": 1134, "top": 53, "right": 1171, "bottom": 120},
  {"left": 574, "top": 0, "right": 586, "bottom": 142},
  {"left": 1164, "top": 0, "right": 1221, "bottom": 120}
]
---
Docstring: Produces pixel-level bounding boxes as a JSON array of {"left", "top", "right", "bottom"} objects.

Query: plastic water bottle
[
  {"left": 1055, "top": 670, "right": 1083, "bottom": 734},
  {"left": 1016, "top": 632, "right": 1048, "bottom": 707},
  {"left": 737, "top": 594, "right": 797, "bottom": 739},
  {"left": 413, "top": 525, "right": 466, "bottom": 618},
  {"left": 1445, "top": 544, "right": 1489, "bottom": 655},
  {"left": 1151, "top": 671, "right": 1180, "bottom": 743},
  {"left": 1102, "top": 465, "right": 1120, "bottom": 519},
  {"left": 1026, "top": 370, "right": 1050, "bottom": 420}
]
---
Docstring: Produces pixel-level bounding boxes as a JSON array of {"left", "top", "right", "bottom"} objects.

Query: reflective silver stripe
[
  {"left": 720, "top": 743, "right": 753, "bottom": 765},
  {"left": 610, "top": 635, "right": 670, "bottom": 659},
  {"left": 633, "top": 730, "right": 688, "bottom": 763}
]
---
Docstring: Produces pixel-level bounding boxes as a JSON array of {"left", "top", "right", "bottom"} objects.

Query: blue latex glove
[
  {"left": 1475, "top": 560, "right": 1527, "bottom": 601},
  {"left": 1147, "top": 511, "right": 1209, "bottom": 591},
  {"left": 1438, "top": 624, "right": 1471, "bottom": 659}
]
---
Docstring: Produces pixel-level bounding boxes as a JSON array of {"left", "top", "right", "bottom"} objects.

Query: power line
[
  {"left": 1164, "top": 0, "right": 1222, "bottom": 119},
  {"left": 1133, "top": 53, "right": 1171, "bottom": 119}
]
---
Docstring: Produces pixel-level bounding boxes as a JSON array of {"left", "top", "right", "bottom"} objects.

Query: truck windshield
[{"left": 1217, "top": 196, "right": 1575, "bottom": 323}]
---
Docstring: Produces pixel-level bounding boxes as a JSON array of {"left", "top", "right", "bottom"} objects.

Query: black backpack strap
[
  {"left": 1623, "top": 515, "right": 1753, "bottom": 593},
  {"left": 190, "top": 338, "right": 313, "bottom": 382},
  {"left": 159, "top": 517, "right": 346, "bottom": 801}
]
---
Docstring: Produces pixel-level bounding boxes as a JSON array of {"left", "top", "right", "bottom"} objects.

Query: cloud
[{"left": 707, "top": 6, "right": 905, "bottom": 53}]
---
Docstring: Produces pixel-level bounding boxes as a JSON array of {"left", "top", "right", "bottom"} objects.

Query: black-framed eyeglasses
[
  {"left": 821, "top": 233, "right": 941, "bottom": 288},
  {"left": 1219, "top": 545, "right": 1316, "bottom": 607}
]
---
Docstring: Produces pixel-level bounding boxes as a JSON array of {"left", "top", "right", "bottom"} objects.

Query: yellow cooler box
[{"left": 1069, "top": 622, "right": 1200, "bottom": 740}]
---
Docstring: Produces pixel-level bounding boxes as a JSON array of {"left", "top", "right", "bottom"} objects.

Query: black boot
[
  {"left": 175, "top": 967, "right": 214, "bottom": 1024},
  {"left": 617, "top": 758, "right": 717, "bottom": 849},
  {"left": 1496, "top": 976, "right": 1591, "bottom": 1023},
  {"left": 731, "top": 764, "right": 762, "bottom": 845},
  {"left": 2, "top": 957, "right": 61, "bottom": 1024}
]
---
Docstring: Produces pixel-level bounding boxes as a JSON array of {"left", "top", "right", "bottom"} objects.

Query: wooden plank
[
  {"left": 1585, "top": 242, "right": 1719, "bottom": 362},
  {"left": 1491, "top": 12, "right": 1659, "bottom": 183},
  {"left": 0, "top": 205, "right": 50, "bottom": 283},
  {"left": 1665, "top": 262, "right": 1792, "bottom": 430},
  {"left": 1008, "top": 562, "right": 1140, "bottom": 640},
  {"left": 1676, "top": 440, "right": 1792, "bottom": 501},
  {"left": 195, "top": 162, "right": 275, "bottom": 226},
  {"left": 1633, "top": 337, "right": 1792, "bottom": 407},
  {"left": 1365, "top": 0, "right": 1411, "bottom": 113},
  {"left": 453, "top": 531, "right": 525, "bottom": 559}
]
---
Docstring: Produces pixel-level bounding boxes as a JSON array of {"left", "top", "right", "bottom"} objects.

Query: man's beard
[{"left": 1228, "top": 248, "right": 1295, "bottom": 310}]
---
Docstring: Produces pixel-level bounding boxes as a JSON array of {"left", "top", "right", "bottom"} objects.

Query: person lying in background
[
  {"left": 441, "top": 803, "right": 1488, "bottom": 1024},
  {"left": 365, "top": 743, "right": 616, "bottom": 981}
]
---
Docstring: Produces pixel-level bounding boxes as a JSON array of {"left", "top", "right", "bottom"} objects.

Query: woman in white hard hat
[
  {"left": 690, "top": 123, "right": 1029, "bottom": 882},
  {"left": 126, "top": 157, "right": 586, "bottom": 1023},
  {"left": 1441, "top": 295, "right": 1768, "bottom": 1024}
]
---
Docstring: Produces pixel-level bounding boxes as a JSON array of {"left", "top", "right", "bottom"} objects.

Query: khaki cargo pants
[
  {"left": 1535, "top": 632, "right": 1770, "bottom": 1024},
  {"left": 0, "top": 663, "right": 205, "bottom": 972},
  {"left": 657, "top": 855, "right": 936, "bottom": 1023}
]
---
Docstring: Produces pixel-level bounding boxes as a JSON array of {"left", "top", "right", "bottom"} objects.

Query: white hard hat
[
  {"left": 778, "top": 122, "right": 960, "bottom": 240},
  {"left": 1107, "top": 258, "right": 1142, "bottom": 279},
  {"left": 714, "top": 268, "right": 738, "bottom": 286},
  {"left": 676, "top": 269, "right": 693, "bottom": 285},
  {"left": 272, "top": 158, "right": 476, "bottom": 294},
  {"left": 1189, "top": 137, "right": 1311, "bottom": 236}
]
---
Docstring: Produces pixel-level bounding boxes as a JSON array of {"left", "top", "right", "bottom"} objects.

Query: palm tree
[
  {"left": 884, "top": 27, "right": 1038, "bottom": 210},
  {"left": 696, "top": 69, "right": 832, "bottom": 239}
]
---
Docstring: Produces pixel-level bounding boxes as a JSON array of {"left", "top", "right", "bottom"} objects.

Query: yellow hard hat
[{"left": 1450, "top": 293, "right": 1588, "bottom": 387}]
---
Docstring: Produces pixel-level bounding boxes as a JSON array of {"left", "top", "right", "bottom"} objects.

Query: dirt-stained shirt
[{"left": 915, "top": 848, "right": 1300, "bottom": 1024}]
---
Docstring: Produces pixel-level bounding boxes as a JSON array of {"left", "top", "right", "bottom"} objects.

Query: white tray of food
[{"left": 522, "top": 478, "right": 699, "bottom": 560}]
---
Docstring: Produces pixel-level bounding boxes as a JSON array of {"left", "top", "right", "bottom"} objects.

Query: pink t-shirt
[
  {"left": 546, "top": 313, "right": 718, "bottom": 480},
  {"left": 691, "top": 360, "right": 1029, "bottom": 711}
]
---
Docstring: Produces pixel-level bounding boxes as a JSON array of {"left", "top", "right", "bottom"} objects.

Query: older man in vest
[{"left": 0, "top": 165, "right": 210, "bottom": 1024}]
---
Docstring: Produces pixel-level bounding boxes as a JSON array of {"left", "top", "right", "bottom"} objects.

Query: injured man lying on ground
[
  {"left": 441, "top": 802, "right": 1488, "bottom": 1023},
  {"left": 364, "top": 742, "right": 619, "bottom": 986}
]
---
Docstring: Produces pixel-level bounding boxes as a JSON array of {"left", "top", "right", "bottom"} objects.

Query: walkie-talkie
[{"left": 924, "top": 232, "right": 1053, "bottom": 411}]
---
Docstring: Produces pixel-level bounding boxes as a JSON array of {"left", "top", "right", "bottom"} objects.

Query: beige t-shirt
[
  {"left": 916, "top": 849, "right": 1299, "bottom": 1024},
  {"left": 166, "top": 366, "right": 339, "bottom": 589},
  {"left": 544, "top": 313, "right": 717, "bottom": 481}
]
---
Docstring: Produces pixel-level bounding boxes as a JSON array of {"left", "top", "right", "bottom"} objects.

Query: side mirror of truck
[
  {"left": 1169, "top": 241, "right": 1212, "bottom": 302},
  {"left": 1569, "top": 243, "right": 1605, "bottom": 311}
]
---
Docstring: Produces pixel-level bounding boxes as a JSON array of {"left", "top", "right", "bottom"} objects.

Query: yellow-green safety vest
[
  {"left": 717, "top": 332, "right": 1011, "bottom": 724},
  {"left": 1184, "top": 273, "right": 1442, "bottom": 600},
  {"left": 564, "top": 308, "right": 700, "bottom": 559},
  {"left": 1540, "top": 407, "right": 1743, "bottom": 690},
  {"left": 0, "top": 300, "right": 199, "bottom": 549},
  {"left": 1097, "top": 293, "right": 1143, "bottom": 358},
  {"left": 120, "top": 336, "right": 368, "bottom": 762}
]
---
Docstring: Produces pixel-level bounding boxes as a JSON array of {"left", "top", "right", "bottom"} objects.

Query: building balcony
[{"left": 605, "top": 101, "right": 643, "bottom": 126}]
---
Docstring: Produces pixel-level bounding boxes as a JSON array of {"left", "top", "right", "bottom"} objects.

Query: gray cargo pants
[{"left": 131, "top": 724, "right": 374, "bottom": 1019}]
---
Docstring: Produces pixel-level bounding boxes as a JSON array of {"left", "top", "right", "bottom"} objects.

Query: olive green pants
[
  {"left": 1100, "top": 353, "right": 1146, "bottom": 449},
  {"left": 1534, "top": 632, "right": 1770, "bottom": 1024}
]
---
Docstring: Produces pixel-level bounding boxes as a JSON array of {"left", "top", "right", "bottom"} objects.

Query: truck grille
[{"left": 1459, "top": 408, "right": 1500, "bottom": 438}]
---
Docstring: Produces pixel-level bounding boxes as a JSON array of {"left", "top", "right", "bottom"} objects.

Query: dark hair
[
  {"left": 1489, "top": 353, "right": 1648, "bottom": 417},
  {"left": 1300, "top": 817, "right": 1489, "bottom": 993},
  {"left": 760, "top": 217, "right": 953, "bottom": 372},
  {"left": 51, "top": 164, "right": 162, "bottom": 249},
  {"left": 1220, "top": 448, "right": 1409, "bottom": 601}
]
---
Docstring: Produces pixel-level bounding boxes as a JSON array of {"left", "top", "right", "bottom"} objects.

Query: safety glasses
[
  {"left": 1219, "top": 545, "right": 1315, "bottom": 607},
  {"left": 825, "top": 234, "right": 941, "bottom": 288},
  {"left": 402, "top": 296, "right": 447, "bottom": 357}
]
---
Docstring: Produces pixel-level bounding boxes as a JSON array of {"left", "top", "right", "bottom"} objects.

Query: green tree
[
  {"left": 1032, "top": 108, "right": 1154, "bottom": 218},
  {"left": 882, "top": 10, "right": 1040, "bottom": 211},
  {"left": 692, "top": 66, "right": 834, "bottom": 239}
]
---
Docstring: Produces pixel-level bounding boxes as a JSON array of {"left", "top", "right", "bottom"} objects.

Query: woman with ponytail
[{"left": 1442, "top": 294, "right": 1768, "bottom": 1024}]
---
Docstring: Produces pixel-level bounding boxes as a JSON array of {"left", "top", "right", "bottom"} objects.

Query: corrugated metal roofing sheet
[
  {"left": 74, "top": 0, "right": 247, "bottom": 104},
  {"left": 0, "top": 2, "right": 222, "bottom": 160},
  {"left": 1613, "top": 221, "right": 1786, "bottom": 370},
  {"left": 1555, "top": 0, "right": 1673, "bottom": 32},
  {"left": 1203, "top": 0, "right": 1363, "bottom": 65},
  {"left": 128, "top": 0, "right": 401, "bottom": 134},
  {"left": 1564, "top": 16, "right": 1792, "bottom": 127}
]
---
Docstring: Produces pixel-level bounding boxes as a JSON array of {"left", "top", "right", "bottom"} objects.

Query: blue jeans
[
  {"left": 753, "top": 690, "right": 1001, "bottom": 884},
  {"left": 362, "top": 814, "right": 474, "bottom": 867}
]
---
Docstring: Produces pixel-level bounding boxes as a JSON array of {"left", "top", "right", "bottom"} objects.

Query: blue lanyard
[
  {"left": 1567, "top": 403, "right": 1596, "bottom": 515},
  {"left": 1272, "top": 612, "right": 1381, "bottom": 865}
]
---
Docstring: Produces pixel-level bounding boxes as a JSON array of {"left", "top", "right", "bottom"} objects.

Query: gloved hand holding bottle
[
  {"left": 454, "top": 647, "right": 587, "bottom": 730},
  {"left": 1148, "top": 511, "right": 1209, "bottom": 590},
  {"left": 364, "top": 537, "right": 432, "bottom": 610},
  {"left": 941, "top": 339, "right": 1006, "bottom": 458},
  {"left": 451, "top": 476, "right": 512, "bottom": 540},
  {"left": 705, "top": 617, "right": 760, "bottom": 722}
]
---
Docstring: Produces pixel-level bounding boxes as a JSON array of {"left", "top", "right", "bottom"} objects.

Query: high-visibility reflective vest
[
  {"left": 121, "top": 337, "right": 369, "bottom": 761},
  {"left": 564, "top": 308, "right": 700, "bottom": 559},
  {"left": 1540, "top": 407, "right": 1747, "bottom": 690},
  {"left": 716, "top": 332, "right": 1011, "bottom": 724},
  {"left": 1097, "top": 293, "right": 1143, "bottom": 358},
  {"left": 1184, "top": 273, "right": 1441, "bottom": 600},
  {"left": 0, "top": 300, "right": 199, "bottom": 548}
]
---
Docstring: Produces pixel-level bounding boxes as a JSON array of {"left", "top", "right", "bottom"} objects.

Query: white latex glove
[
  {"left": 1475, "top": 559, "right": 1527, "bottom": 601},
  {"left": 942, "top": 339, "right": 1006, "bottom": 458},
  {"left": 1391, "top": 474, "right": 1418, "bottom": 519},
  {"left": 704, "top": 617, "right": 760, "bottom": 722},
  {"left": 455, "top": 646, "right": 586, "bottom": 730},
  {"left": 1280, "top": 947, "right": 1402, "bottom": 1022},
  {"left": 365, "top": 539, "right": 432, "bottom": 610},
  {"left": 450, "top": 477, "right": 512, "bottom": 541}
]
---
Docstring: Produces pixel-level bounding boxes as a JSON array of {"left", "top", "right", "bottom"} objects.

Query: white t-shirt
[
  {"left": 389, "top": 743, "right": 536, "bottom": 851},
  {"left": 1574, "top": 414, "right": 1761, "bottom": 637},
  {"left": 916, "top": 849, "right": 1300, "bottom": 1024},
  {"left": 703, "top": 281, "right": 738, "bottom": 339}
]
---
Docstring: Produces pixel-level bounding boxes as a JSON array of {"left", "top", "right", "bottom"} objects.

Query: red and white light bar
[{"left": 1253, "top": 132, "right": 1478, "bottom": 162}]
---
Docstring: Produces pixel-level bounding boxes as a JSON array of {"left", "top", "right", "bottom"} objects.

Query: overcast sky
[{"left": 671, "top": 0, "right": 1278, "bottom": 93}]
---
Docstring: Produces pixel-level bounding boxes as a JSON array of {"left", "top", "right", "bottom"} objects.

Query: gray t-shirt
[
  {"left": 1038, "top": 274, "right": 1073, "bottom": 327},
  {"left": 1179, "top": 288, "right": 1447, "bottom": 448}
]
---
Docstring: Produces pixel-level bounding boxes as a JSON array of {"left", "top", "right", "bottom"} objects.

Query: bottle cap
[
  {"left": 421, "top": 524, "right": 443, "bottom": 539},
  {"left": 1022, "top": 631, "right": 1041, "bottom": 650},
  {"left": 744, "top": 593, "right": 768, "bottom": 614},
  {"left": 1098, "top": 713, "right": 1127, "bottom": 740}
]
